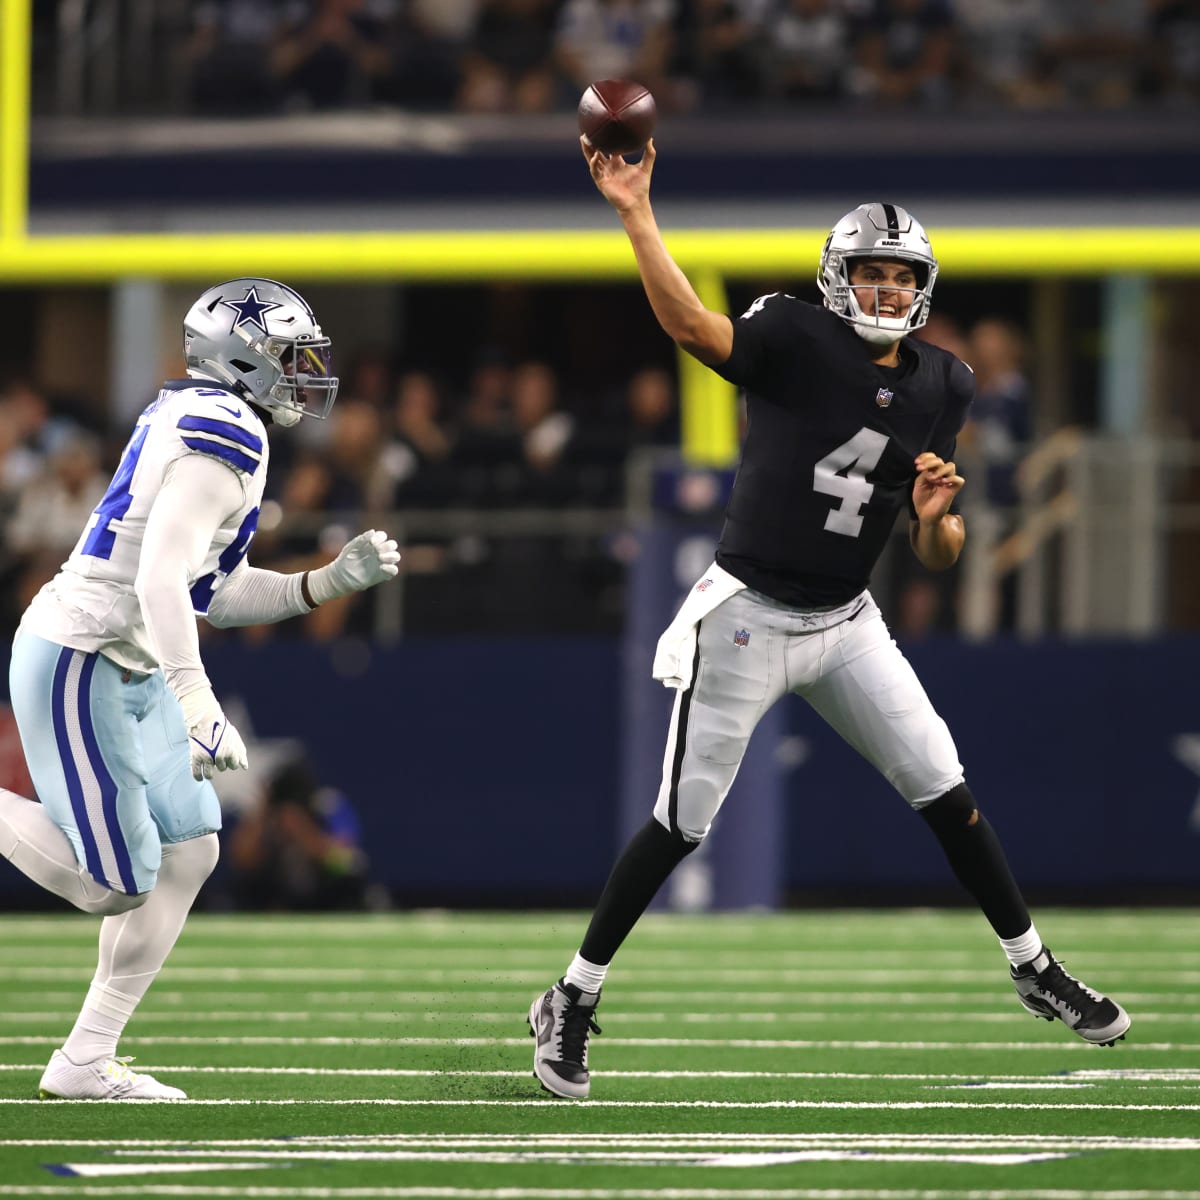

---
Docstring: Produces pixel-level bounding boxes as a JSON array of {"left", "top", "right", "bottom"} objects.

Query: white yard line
[
  {"left": 0, "top": 1034, "right": 1191, "bottom": 1050},
  {"left": 3, "top": 1098, "right": 1200, "bottom": 1109},
  {"left": 5, "top": 967, "right": 1200, "bottom": 984},
  {"left": 3, "top": 1010, "right": 1197, "bottom": 1026},
  {"left": 9, "top": 1133, "right": 1200, "bottom": 1149},
  {"left": 2, "top": 1186, "right": 1200, "bottom": 1199},
  {"left": 0, "top": 1064, "right": 1174, "bottom": 1082},
  {"left": 8, "top": 948, "right": 1199, "bottom": 967},
  {"left": 0, "top": 1064, "right": 1194, "bottom": 1086},
  {"left": 0, "top": 991, "right": 1192, "bottom": 1007}
]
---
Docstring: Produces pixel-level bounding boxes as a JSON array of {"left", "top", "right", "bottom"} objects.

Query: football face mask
[{"left": 275, "top": 339, "right": 338, "bottom": 424}]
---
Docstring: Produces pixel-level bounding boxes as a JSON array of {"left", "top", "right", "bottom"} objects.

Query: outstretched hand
[
  {"left": 306, "top": 529, "right": 401, "bottom": 606},
  {"left": 912, "top": 452, "right": 964, "bottom": 525},
  {"left": 581, "top": 135, "right": 656, "bottom": 216}
]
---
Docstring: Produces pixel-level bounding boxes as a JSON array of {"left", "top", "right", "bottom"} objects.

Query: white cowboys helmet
[
  {"left": 817, "top": 203, "right": 938, "bottom": 346},
  {"left": 183, "top": 278, "right": 338, "bottom": 427}
]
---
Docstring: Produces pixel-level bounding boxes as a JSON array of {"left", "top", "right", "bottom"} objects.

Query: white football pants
[{"left": 653, "top": 588, "right": 965, "bottom": 842}]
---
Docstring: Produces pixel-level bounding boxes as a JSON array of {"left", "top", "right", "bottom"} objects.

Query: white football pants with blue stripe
[
  {"left": 8, "top": 631, "right": 221, "bottom": 897},
  {"left": 653, "top": 589, "right": 965, "bottom": 843}
]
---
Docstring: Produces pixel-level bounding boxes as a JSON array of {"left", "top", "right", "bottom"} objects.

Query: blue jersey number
[
  {"left": 80, "top": 425, "right": 150, "bottom": 561},
  {"left": 190, "top": 506, "right": 260, "bottom": 615}
]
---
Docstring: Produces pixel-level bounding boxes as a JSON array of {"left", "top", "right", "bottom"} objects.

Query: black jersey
[{"left": 711, "top": 292, "right": 974, "bottom": 608}]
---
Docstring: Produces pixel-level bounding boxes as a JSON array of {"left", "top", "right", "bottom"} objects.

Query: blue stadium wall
[{"left": 2, "top": 635, "right": 1198, "bottom": 907}]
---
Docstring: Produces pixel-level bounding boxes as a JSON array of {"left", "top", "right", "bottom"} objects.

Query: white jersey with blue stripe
[{"left": 20, "top": 380, "right": 268, "bottom": 674}]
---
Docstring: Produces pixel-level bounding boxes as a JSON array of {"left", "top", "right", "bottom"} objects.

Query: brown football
[{"left": 578, "top": 79, "right": 656, "bottom": 157}]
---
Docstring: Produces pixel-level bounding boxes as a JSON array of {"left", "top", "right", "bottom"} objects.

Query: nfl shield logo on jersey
[
  {"left": 733, "top": 628, "right": 751, "bottom": 648},
  {"left": 875, "top": 387, "right": 894, "bottom": 408}
]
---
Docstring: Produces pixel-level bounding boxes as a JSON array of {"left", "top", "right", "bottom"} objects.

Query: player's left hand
[
  {"left": 912, "top": 453, "right": 964, "bottom": 524},
  {"left": 307, "top": 529, "right": 401, "bottom": 605},
  {"left": 179, "top": 688, "right": 249, "bottom": 782}
]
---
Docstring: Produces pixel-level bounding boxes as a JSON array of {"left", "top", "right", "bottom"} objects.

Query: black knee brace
[
  {"left": 918, "top": 782, "right": 1031, "bottom": 939},
  {"left": 919, "top": 782, "right": 979, "bottom": 833}
]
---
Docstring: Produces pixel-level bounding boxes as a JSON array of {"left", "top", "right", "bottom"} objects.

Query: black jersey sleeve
[
  {"left": 907, "top": 353, "right": 976, "bottom": 521},
  {"left": 928, "top": 355, "right": 976, "bottom": 460},
  {"left": 711, "top": 292, "right": 801, "bottom": 392}
]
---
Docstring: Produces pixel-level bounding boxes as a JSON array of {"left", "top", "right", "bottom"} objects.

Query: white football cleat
[{"left": 38, "top": 1049, "right": 186, "bottom": 1100}]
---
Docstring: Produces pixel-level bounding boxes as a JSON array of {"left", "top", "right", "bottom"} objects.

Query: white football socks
[
  {"left": 62, "top": 834, "right": 218, "bottom": 1065},
  {"left": 564, "top": 952, "right": 608, "bottom": 994},
  {"left": 999, "top": 924, "right": 1044, "bottom": 969}
]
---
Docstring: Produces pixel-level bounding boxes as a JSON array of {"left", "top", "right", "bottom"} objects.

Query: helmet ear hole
[{"left": 229, "top": 358, "right": 256, "bottom": 372}]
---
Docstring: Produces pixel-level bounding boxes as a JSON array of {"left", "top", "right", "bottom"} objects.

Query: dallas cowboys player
[
  {"left": 526, "top": 139, "right": 1131, "bottom": 1100},
  {"left": 0, "top": 278, "right": 400, "bottom": 1100}
]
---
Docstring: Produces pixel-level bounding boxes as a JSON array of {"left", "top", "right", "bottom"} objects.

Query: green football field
[{"left": 0, "top": 908, "right": 1197, "bottom": 1200}]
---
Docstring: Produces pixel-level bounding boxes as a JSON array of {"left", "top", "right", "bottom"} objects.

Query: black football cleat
[
  {"left": 527, "top": 979, "right": 601, "bottom": 1099},
  {"left": 1011, "top": 947, "right": 1130, "bottom": 1046}
]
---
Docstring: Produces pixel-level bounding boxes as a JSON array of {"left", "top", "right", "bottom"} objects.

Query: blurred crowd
[
  {"left": 0, "top": 351, "right": 683, "bottom": 639},
  {"left": 0, "top": 307, "right": 1033, "bottom": 640},
  {"left": 40, "top": 0, "right": 1197, "bottom": 118}
]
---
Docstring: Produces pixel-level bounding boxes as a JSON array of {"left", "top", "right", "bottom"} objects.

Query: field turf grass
[{"left": 0, "top": 908, "right": 1197, "bottom": 1199}]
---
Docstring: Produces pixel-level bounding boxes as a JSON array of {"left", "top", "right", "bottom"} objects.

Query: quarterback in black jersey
[{"left": 526, "top": 139, "right": 1130, "bottom": 1100}]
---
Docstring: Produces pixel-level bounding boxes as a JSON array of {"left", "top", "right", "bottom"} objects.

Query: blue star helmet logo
[{"left": 220, "top": 285, "right": 283, "bottom": 336}]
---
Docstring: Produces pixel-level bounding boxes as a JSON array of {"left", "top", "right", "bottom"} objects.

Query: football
[{"left": 578, "top": 79, "right": 656, "bottom": 157}]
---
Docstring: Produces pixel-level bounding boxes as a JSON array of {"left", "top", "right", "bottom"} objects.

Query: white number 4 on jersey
[{"left": 813, "top": 428, "right": 888, "bottom": 538}]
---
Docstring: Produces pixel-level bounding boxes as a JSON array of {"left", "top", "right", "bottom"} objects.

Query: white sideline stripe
[
  {"left": 0, "top": 1035, "right": 1187, "bottom": 1050},
  {"left": 2, "top": 1010, "right": 1193, "bottom": 1026},
  {"left": 7, "top": 967, "right": 1200, "bottom": 984},
  {"left": 2, "top": 1188, "right": 1200, "bottom": 1200},
  {"left": 2, "top": 1099, "right": 1200, "bottom": 1110}
]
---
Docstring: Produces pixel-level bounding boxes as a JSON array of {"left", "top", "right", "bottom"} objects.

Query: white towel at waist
[{"left": 651, "top": 562, "right": 747, "bottom": 690}]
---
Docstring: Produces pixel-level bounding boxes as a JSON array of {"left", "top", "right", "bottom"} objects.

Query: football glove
[
  {"left": 178, "top": 688, "right": 249, "bottom": 781},
  {"left": 306, "top": 529, "right": 401, "bottom": 605}
]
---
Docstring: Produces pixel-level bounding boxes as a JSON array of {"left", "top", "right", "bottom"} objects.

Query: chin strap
[{"left": 852, "top": 323, "right": 908, "bottom": 347}]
